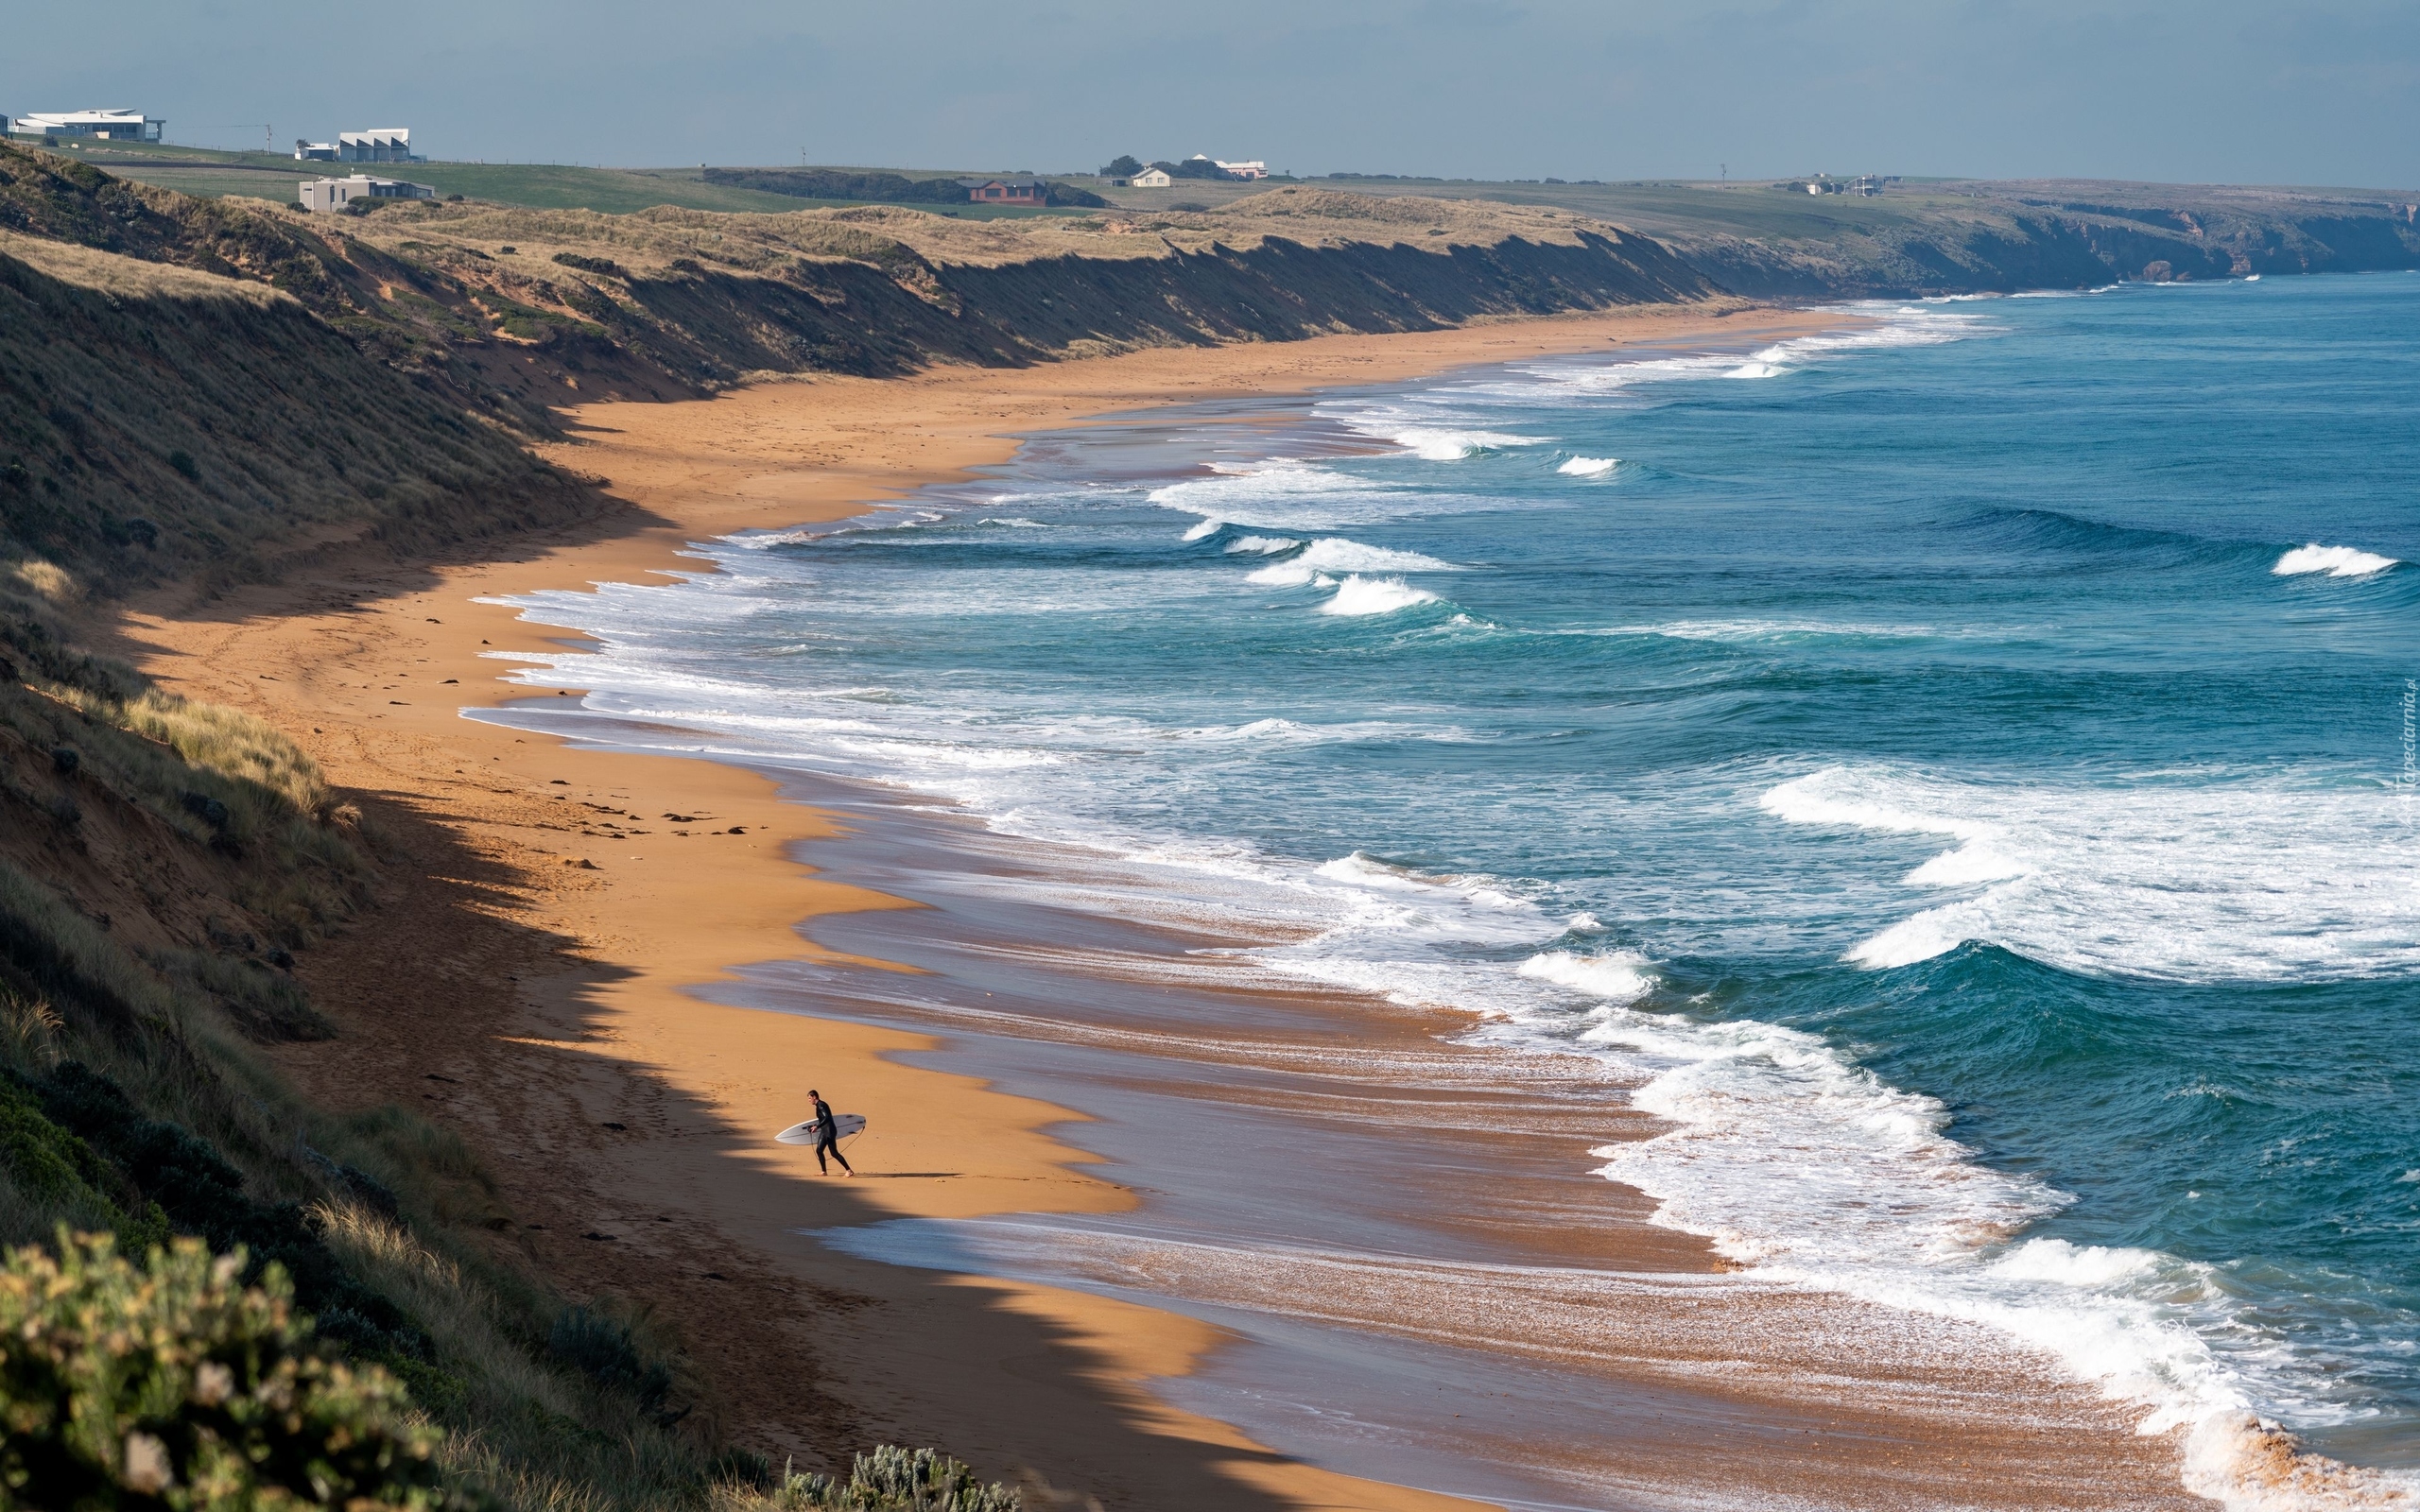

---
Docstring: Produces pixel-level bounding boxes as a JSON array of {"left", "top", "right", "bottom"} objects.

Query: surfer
[{"left": 807, "top": 1089, "right": 854, "bottom": 1177}]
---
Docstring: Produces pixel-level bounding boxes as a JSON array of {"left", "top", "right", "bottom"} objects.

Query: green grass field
[
  {"left": 1074, "top": 170, "right": 1979, "bottom": 238},
  {"left": 49, "top": 139, "right": 1979, "bottom": 234},
  {"left": 52, "top": 141, "right": 1086, "bottom": 219}
]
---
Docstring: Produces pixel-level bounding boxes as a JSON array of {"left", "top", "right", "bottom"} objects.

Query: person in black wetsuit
[{"left": 807, "top": 1088, "right": 853, "bottom": 1177}]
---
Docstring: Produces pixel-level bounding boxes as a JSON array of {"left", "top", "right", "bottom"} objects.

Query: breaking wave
[
  {"left": 2273, "top": 543, "right": 2398, "bottom": 578},
  {"left": 1322, "top": 576, "right": 1441, "bottom": 616}
]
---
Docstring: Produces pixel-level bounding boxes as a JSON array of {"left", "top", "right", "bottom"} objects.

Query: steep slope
[
  {"left": 0, "top": 232, "right": 596, "bottom": 595},
  {"left": 1651, "top": 187, "right": 2420, "bottom": 298},
  {"left": 2, "top": 145, "right": 1723, "bottom": 592},
  {"left": 1279, "top": 174, "right": 2420, "bottom": 298}
]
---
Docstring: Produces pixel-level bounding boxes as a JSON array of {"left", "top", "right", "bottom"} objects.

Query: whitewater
[{"left": 480, "top": 278, "right": 2420, "bottom": 1508}]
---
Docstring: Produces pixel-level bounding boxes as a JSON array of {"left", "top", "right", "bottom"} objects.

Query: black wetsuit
[{"left": 812, "top": 1096, "right": 852, "bottom": 1174}]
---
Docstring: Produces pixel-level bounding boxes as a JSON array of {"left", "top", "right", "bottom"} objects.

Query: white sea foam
[
  {"left": 1222, "top": 535, "right": 1301, "bottom": 554},
  {"left": 977, "top": 516, "right": 1050, "bottom": 528},
  {"left": 1987, "top": 1236, "right": 2163, "bottom": 1288},
  {"left": 1239, "top": 817, "right": 2416, "bottom": 1506},
  {"left": 724, "top": 507, "right": 948, "bottom": 548},
  {"left": 1501, "top": 302, "right": 1996, "bottom": 400},
  {"left": 1556, "top": 455, "right": 1618, "bottom": 476},
  {"left": 1233, "top": 538, "right": 1451, "bottom": 587},
  {"left": 1614, "top": 618, "right": 1946, "bottom": 644},
  {"left": 1760, "top": 765, "right": 2420, "bottom": 983},
  {"left": 1175, "top": 717, "right": 1476, "bottom": 748},
  {"left": 1150, "top": 461, "right": 1437, "bottom": 531},
  {"left": 1328, "top": 404, "right": 1546, "bottom": 460},
  {"left": 1516, "top": 949, "right": 1656, "bottom": 1003},
  {"left": 1392, "top": 428, "right": 1539, "bottom": 460},
  {"left": 2273, "top": 543, "right": 2398, "bottom": 578},
  {"left": 1292, "top": 539, "right": 1459, "bottom": 574},
  {"left": 1321, "top": 576, "right": 1439, "bottom": 616}
]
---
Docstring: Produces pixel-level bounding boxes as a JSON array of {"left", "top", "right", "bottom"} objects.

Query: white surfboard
[{"left": 775, "top": 1113, "right": 866, "bottom": 1145}]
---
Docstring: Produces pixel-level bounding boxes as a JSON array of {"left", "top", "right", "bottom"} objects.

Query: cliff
[{"left": 1, "top": 145, "right": 1723, "bottom": 588}]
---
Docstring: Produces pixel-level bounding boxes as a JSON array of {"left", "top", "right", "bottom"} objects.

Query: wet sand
[{"left": 107, "top": 303, "right": 2199, "bottom": 1509}]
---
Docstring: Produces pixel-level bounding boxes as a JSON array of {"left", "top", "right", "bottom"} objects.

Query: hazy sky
[{"left": 16, "top": 1, "right": 2417, "bottom": 187}]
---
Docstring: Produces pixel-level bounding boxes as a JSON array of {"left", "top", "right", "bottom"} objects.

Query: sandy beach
[{"left": 100, "top": 303, "right": 2202, "bottom": 1510}]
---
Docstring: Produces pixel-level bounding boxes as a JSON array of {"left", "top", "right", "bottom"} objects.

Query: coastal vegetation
[
  {"left": 50, "top": 136, "right": 2420, "bottom": 299},
  {"left": 699, "top": 168, "right": 1109, "bottom": 210},
  {"left": 0, "top": 582, "right": 1023, "bottom": 1508}
]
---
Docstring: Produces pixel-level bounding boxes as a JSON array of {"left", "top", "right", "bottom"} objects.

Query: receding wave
[{"left": 2273, "top": 543, "right": 2399, "bottom": 578}]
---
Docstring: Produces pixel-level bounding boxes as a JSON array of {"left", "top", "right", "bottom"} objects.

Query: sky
[{"left": 16, "top": 1, "right": 2419, "bottom": 188}]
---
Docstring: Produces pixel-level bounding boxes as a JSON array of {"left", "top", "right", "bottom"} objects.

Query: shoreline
[{"left": 105, "top": 302, "right": 2192, "bottom": 1509}]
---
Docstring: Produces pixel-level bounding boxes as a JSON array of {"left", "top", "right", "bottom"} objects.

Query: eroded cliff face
[
  {"left": 2, "top": 142, "right": 1729, "bottom": 585},
  {"left": 0, "top": 236, "right": 600, "bottom": 594},
  {"left": 1656, "top": 196, "right": 2420, "bottom": 300}
]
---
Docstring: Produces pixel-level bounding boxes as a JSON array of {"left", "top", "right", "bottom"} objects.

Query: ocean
[{"left": 484, "top": 273, "right": 2420, "bottom": 1506}]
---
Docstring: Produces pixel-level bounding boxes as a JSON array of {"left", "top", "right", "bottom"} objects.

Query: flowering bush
[
  {"left": 754, "top": 1446, "right": 1020, "bottom": 1512},
  {"left": 0, "top": 1229, "right": 460, "bottom": 1509}
]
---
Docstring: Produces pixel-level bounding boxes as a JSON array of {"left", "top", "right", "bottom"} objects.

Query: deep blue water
[{"left": 497, "top": 275, "right": 2420, "bottom": 1479}]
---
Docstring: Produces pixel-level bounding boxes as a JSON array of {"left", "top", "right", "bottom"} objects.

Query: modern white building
[
  {"left": 5, "top": 108, "right": 164, "bottom": 142},
  {"left": 294, "top": 140, "right": 340, "bottom": 161},
  {"left": 299, "top": 174, "right": 435, "bottom": 213},
  {"left": 1215, "top": 159, "right": 1268, "bottom": 179},
  {"left": 338, "top": 129, "right": 419, "bottom": 163}
]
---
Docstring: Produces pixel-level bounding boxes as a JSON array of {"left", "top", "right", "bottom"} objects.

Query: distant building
[
  {"left": 294, "top": 140, "right": 340, "bottom": 161},
  {"left": 338, "top": 129, "right": 420, "bottom": 163},
  {"left": 1215, "top": 159, "right": 1268, "bottom": 179},
  {"left": 299, "top": 174, "right": 435, "bottom": 213},
  {"left": 1802, "top": 173, "right": 1893, "bottom": 197},
  {"left": 6, "top": 108, "right": 164, "bottom": 143},
  {"left": 1129, "top": 166, "right": 1172, "bottom": 188},
  {"left": 956, "top": 176, "right": 1046, "bottom": 205}
]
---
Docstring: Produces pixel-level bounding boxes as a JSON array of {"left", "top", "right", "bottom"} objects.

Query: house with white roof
[
  {"left": 6, "top": 108, "right": 164, "bottom": 143},
  {"left": 299, "top": 174, "right": 435, "bottom": 213}
]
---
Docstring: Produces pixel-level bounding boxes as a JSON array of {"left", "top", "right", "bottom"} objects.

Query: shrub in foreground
[
  {"left": 0, "top": 1228, "right": 460, "bottom": 1509},
  {"left": 747, "top": 1445, "right": 1020, "bottom": 1512}
]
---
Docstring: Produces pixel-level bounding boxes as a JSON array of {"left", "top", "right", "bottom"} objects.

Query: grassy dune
[{"left": 0, "top": 590, "right": 1023, "bottom": 1508}]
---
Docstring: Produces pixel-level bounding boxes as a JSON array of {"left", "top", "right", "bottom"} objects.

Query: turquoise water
[{"left": 496, "top": 276, "right": 2420, "bottom": 1489}]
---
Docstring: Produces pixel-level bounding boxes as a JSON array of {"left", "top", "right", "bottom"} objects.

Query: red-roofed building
[{"left": 957, "top": 176, "right": 1046, "bottom": 205}]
